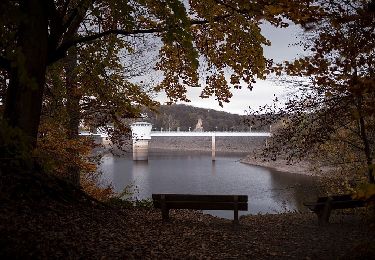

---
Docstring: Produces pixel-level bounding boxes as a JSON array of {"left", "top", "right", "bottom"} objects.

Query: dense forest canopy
[{"left": 144, "top": 104, "right": 270, "bottom": 132}]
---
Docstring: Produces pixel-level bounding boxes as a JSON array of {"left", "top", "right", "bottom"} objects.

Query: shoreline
[{"left": 240, "top": 156, "right": 318, "bottom": 176}]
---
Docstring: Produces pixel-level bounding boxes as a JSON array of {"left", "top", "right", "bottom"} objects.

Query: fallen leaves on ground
[{"left": 0, "top": 170, "right": 374, "bottom": 259}]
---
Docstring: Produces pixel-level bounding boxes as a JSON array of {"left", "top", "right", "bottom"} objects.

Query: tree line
[{"left": 144, "top": 104, "right": 269, "bottom": 132}]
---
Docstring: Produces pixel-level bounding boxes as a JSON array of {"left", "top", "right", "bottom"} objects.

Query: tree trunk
[
  {"left": 356, "top": 94, "right": 374, "bottom": 184},
  {"left": 65, "top": 47, "right": 81, "bottom": 186},
  {"left": 3, "top": 0, "right": 48, "bottom": 162},
  {"left": 358, "top": 116, "right": 374, "bottom": 183}
]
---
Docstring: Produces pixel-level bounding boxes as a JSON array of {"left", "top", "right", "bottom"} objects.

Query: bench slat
[
  {"left": 304, "top": 194, "right": 368, "bottom": 225},
  {"left": 153, "top": 201, "right": 248, "bottom": 211},
  {"left": 304, "top": 199, "right": 365, "bottom": 211},
  {"left": 152, "top": 194, "right": 248, "bottom": 202},
  {"left": 330, "top": 200, "right": 364, "bottom": 208},
  {"left": 316, "top": 195, "right": 353, "bottom": 203},
  {"left": 152, "top": 194, "right": 248, "bottom": 224}
]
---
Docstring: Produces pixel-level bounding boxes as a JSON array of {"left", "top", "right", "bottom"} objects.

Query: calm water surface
[{"left": 100, "top": 150, "right": 318, "bottom": 219}]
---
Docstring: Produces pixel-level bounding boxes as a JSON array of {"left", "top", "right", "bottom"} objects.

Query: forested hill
[{"left": 144, "top": 104, "right": 267, "bottom": 132}]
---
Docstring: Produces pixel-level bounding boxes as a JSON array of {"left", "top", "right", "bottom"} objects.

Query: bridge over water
[{"left": 132, "top": 122, "right": 271, "bottom": 161}]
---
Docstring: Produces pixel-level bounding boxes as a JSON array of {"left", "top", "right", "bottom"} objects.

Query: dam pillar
[
  {"left": 212, "top": 134, "right": 216, "bottom": 161},
  {"left": 130, "top": 122, "right": 152, "bottom": 161}
]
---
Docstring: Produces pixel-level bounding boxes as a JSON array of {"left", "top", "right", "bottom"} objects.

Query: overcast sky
[{"left": 155, "top": 22, "right": 307, "bottom": 115}]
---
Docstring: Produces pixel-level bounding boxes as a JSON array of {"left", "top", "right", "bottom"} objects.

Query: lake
[{"left": 100, "top": 150, "right": 318, "bottom": 219}]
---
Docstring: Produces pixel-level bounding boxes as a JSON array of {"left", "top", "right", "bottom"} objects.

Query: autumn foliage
[
  {"left": 35, "top": 119, "right": 114, "bottom": 201},
  {"left": 254, "top": 0, "right": 375, "bottom": 187}
]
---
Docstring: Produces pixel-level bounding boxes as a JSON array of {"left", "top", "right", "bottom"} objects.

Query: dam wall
[{"left": 149, "top": 136, "right": 268, "bottom": 153}]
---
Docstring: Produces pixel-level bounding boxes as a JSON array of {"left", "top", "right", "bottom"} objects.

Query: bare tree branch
[
  {"left": 48, "top": 13, "right": 234, "bottom": 65},
  {"left": 48, "top": 27, "right": 164, "bottom": 64}
]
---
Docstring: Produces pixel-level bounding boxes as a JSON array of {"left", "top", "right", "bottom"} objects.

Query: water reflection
[
  {"left": 100, "top": 151, "right": 318, "bottom": 219},
  {"left": 131, "top": 161, "right": 150, "bottom": 198},
  {"left": 268, "top": 169, "right": 318, "bottom": 212},
  {"left": 211, "top": 161, "right": 216, "bottom": 176}
]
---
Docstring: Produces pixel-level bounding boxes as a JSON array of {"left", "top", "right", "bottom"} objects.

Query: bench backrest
[
  {"left": 152, "top": 194, "right": 248, "bottom": 211},
  {"left": 306, "top": 194, "right": 366, "bottom": 210},
  {"left": 316, "top": 194, "right": 353, "bottom": 203}
]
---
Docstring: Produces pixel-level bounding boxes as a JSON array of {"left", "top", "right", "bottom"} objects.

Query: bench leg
[
  {"left": 317, "top": 197, "right": 332, "bottom": 225},
  {"left": 233, "top": 195, "right": 239, "bottom": 225},
  {"left": 233, "top": 210, "right": 239, "bottom": 225},
  {"left": 162, "top": 208, "right": 170, "bottom": 222},
  {"left": 161, "top": 195, "right": 169, "bottom": 222}
]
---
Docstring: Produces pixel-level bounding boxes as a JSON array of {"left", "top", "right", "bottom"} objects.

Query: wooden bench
[
  {"left": 152, "top": 194, "right": 248, "bottom": 224},
  {"left": 303, "top": 194, "right": 366, "bottom": 225}
]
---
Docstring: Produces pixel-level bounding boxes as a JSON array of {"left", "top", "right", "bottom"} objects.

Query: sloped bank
[{"left": 240, "top": 155, "right": 317, "bottom": 176}]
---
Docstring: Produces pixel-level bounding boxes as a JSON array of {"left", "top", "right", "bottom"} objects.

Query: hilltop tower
[{"left": 194, "top": 118, "right": 204, "bottom": 132}]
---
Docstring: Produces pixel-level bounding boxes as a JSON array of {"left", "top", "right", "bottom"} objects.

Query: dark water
[{"left": 100, "top": 150, "right": 318, "bottom": 219}]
